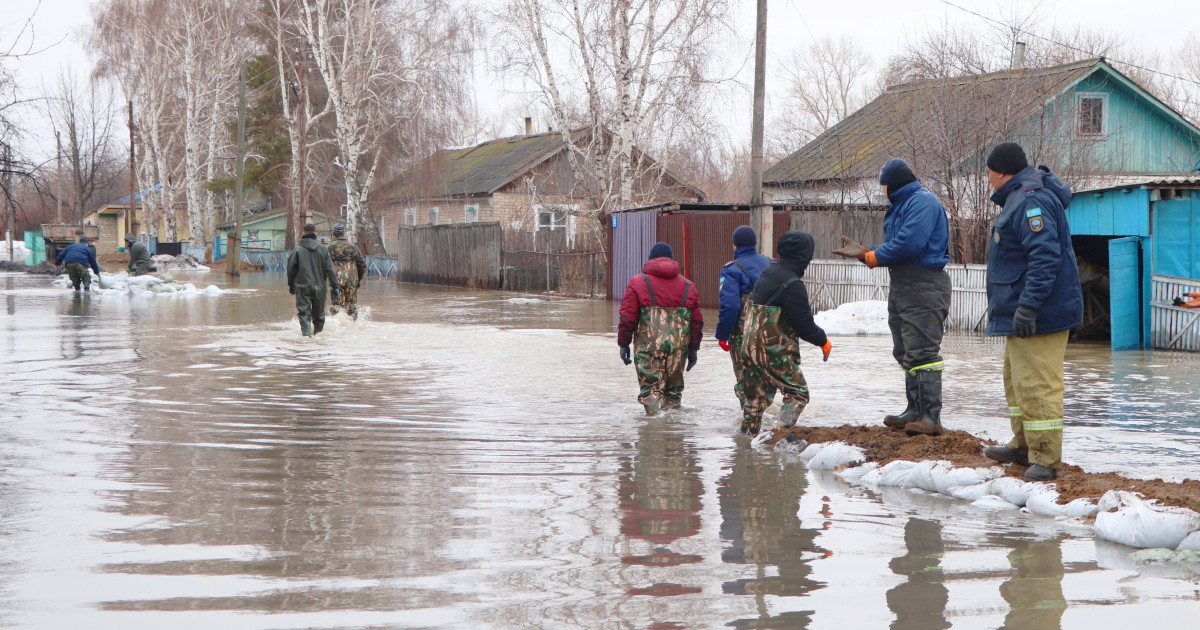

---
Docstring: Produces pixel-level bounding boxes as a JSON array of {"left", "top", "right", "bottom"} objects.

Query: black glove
[
  {"left": 331, "top": 288, "right": 340, "bottom": 300},
  {"left": 686, "top": 348, "right": 698, "bottom": 372},
  {"left": 1174, "top": 296, "right": 1186, "bottom": 306},
  {"left": 619, "top": 345, "right": 632, "bottom": 365},
  {"left": 289, "top": 285, "right": 296, "bottom": 295},
  {"left": 1012, "top": 305, "right": 1038, "bottom": 339}
]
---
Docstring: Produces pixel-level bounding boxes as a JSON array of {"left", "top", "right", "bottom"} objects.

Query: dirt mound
[
  {"left": 0, "top": 261, "right": 58, "bottom": 275},
  {"left": 767, "top": 424, "right": 1200, "bottom": 513}
]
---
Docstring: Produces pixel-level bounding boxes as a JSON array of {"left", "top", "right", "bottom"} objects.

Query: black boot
[
  {"left": 883, "top": 373, "right": 920, "bottom": 429},
  {"left": 904, "top": 369, "right": 943, "bottom": 436},
  {"left": 313, "top": 318, "right": 324, "bottom": 334},
  {"left": 299, "top": 317, "right": 313, "bottom": 337}
]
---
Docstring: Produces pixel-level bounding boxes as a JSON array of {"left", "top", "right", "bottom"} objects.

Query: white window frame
[
  {"left": 428, "top": 206, "right": 439, "bottom": 225},
  {"left": 533, "top": 204, "right": 570, "bottom": 231},
  {"left": 1076, "top": 92, "right": 1109, "bottom": 136},
  {"left": 403, "top": 208, "right": 417, "bottom": 225},
  {"left": 464, "top": 204, "right": 479, "bottom": 223}
]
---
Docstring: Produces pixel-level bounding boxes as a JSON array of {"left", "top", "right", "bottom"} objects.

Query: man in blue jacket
[
  {"left": 54, "top": 235, "right": 102, "bottom": 292},
  {"left": 980, "top": 143, "right": 1083, "bottom": 482},
  {"left": 833, "top": 158, "right": 952, "bottom": 436},
  {"left": 715, "top": 226, "right": 773, "bottom": 433}
]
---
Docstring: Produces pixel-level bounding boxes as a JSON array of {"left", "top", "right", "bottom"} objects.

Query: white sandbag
[
  {"left": 98, "top": 272, "right": 126, "bottom": 289},
  {"left": 988, "top": 477, "right": 1036, "bottom": 507},
  {"left": 942, "top": 467, "right": 1003, "bottom": 493},
  {"left": 203, "top": 285, "right": 224, "bottom": 295},
  {"left": 876, "top": 460, "right": 918, "bottom": 487},
  {"left": 971, "top": 495, "right": 1022, "bottom": 510},
  {"left": 1094, "top": 492, "right": 1200, "bottom": 549},
  {"left": 1025, "top": 485, "right": 1067, "bottom": 517},
  {"left": 906, "top": 460, "right": 952, "bottom": 493},
  {"left": 946, "top": 483, "right": 991, "bottom": 502},
  {"left": 749, "top": 431, "right": 774, "bottom": 450},
  {"left": 837, "top": 462, "right": 878, "bottom": 483},
  {"left": 798, "top": 442, "right": 825, "bottom": 461},
  {"left": 859, "top": 466, "right": 885, "bottom": 486},
  {"left": 1097, "top": 490, "right": 1127, "bottom": 513},
  {"left": 807, "top": 442, "right": 866, "bottom": 470},
  {"left": 1064, "top": 498, "right": 1099, "bottom": 519},
  {"left": 1177, "top": 531, "right": 1200, "bottom": 551},
  {"left": 774, "top": 436, "right": 806, "bottom": 454},
  {"left": 125, "top": 275, "right": 163, "bottom": 286}
]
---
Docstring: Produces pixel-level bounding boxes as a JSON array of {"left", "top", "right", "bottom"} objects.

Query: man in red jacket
[{"left": 618, "top": 242, "right": 703, "bottom": 414}]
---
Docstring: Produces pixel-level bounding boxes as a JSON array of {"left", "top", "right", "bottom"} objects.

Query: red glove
[
  {"left": 718, "top": 339, "right": 731, "bottom": 352},
  {"left": 821, "top": 339, "right": 832, "bottom": 362}
]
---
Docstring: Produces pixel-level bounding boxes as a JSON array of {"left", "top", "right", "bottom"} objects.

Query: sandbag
[
  {"left": 807, "top": 442, "right": 866, "bottom": 470},
  {"left": 749, "top": 431, "right": 775, "bottom": 450},
  {"left": 906, "top": 460, "right": 952, "bottom": 493},
  {"left": 1177, "top": 531, "right": 1200, "bottom": 552},
  {"left": 837, "top": 462, "right": 878, "bottom": 483},
  {"left": 987, "top": 477, "right": 1036, "bottom": 507},
  {"left": 1024, "top": 484, "right": 1066, "bottom": 517},
  {"left": 1064, "top": 498, "right": 1098, "bottom": 519},
  {"left": 1095, "top": 491, "right": 1200, "bottom": 549},
  {"left": 946, "top": 483, "right": 990, "bottom": 502},
  {"left": 971, "top": 495, "right": 1022, "bottom": 510},
  {"left": 798, "top": 442, "right": 825, "bottom": 461},
  {"left": 875, "top": 460, "right": 918, "bottom": 487}
]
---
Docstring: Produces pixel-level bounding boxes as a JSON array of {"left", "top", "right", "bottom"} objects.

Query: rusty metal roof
[
  {"left": 763, "top": 58, "right": 1109, "bottom": 186},
  {"left": 390, "top": 130, "right": 586, "bottom": 199}
]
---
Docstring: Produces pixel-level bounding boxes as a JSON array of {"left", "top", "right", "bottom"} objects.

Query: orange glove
[
  {"left": 718, "top": 339, "right": 731, "bottom": 352},
  {"left": 862, "top": 250, "right": 878, "bottom": 269},
  {"left": 821, "top": 339, "right": 832, "bottom": 362}
]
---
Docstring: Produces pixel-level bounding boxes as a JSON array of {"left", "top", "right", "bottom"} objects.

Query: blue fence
[
  {"left": 243, "top": 250, "right": 289, "bottom": 272},
  {"left": 365, "top": 256, "right": 397, "bottom": 278}
]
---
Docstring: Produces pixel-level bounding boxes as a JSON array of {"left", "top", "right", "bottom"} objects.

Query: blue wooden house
[{"left": 1069, "top": 178, "right": 1200, "bottom": 351}]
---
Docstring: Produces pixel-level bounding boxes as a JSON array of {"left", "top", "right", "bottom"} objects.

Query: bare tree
[
  {"left": 42, "top": 71, "right": 122, "bottom": 222},
  {"left": 772, "top": 36, "right": 874, "bottom": 152}
]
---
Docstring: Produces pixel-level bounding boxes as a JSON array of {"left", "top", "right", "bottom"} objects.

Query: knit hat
[
  {"left": 986, "top": 142, "right": 1029, "bottom": 175},
  {"left": 78, "top": 236, "right": 89, "bottom": 243},
  {"left": 124, "top": 233, "right": 136, "bottom": 242},
  {"left": 878, "top": 158, "right": 917, "bottom": 193},
  {"left": 332, "top": 224, "right": 346, "bottom": 237},
  {"left": 731, "top": 225, "right": 757, "bottom": 248},
  {"left": 648, "top": 242, "right": 673, "bottom": 260}
]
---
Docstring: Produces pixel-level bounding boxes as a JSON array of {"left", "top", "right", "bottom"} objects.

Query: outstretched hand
[{"left": 831, "top": 235, "right": 868, "bottom": 259}]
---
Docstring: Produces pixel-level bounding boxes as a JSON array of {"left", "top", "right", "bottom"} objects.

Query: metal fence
[
  {"left": 365, "top": 255, "right": 398, "bottom": 278},
  {"left": 397, "top": 222, "right": 502, "bottom": 288},
  {"left": 243, "top": 250, "right": 289, "bottom": 272},
  {"left": 804, "top": 260, "right": 990, "bottom": 331},
  {"left": 1151, "top": 274, "right": 1200, "bottom": 351}
]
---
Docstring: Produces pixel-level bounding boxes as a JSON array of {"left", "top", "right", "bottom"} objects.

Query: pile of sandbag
[
  {"left": 151, "top": 253, "right": 210, "bottom": 271},
  {"left": 52, "top": 270, "right": 225, "bottom": 297}
]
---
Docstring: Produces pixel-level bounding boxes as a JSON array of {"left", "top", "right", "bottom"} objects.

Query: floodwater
[{"left": 1, "top": 270, "right": 1199, "bottom": 629}]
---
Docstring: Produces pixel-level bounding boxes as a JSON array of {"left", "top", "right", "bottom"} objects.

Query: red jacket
[{"left": 618, "top": 257, "right": 703, "bottom": 349}]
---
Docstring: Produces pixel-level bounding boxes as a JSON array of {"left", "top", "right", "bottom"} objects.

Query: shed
[
  {"left": 609, "top": 203, "right": 885, "bottom": 309},
  {"left": 1068, "top": 177, "right": 1200, "bottom": 350},
  {"left": 216, "top": 209, "right": 331, "bottom": 252}
]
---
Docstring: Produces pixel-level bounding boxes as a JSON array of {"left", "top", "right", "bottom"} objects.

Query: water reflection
[
  {"left": 887, "top": 518, "right": 949, "bottom": 630},
  {"left": 999, "top": 538, "right": 1066, "bottom": 630},
  {"left": 720, "top": 446, "right": 821, "bottom": 629}
]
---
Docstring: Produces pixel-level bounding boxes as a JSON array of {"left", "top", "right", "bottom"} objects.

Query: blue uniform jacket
[
  {"left": 985, "top": 166, "right": 1083, "bottom": 337},
  {"left": 55, "top": 242, "right": 101, "bottom": 275},
  {"left": 873, "top": 181, "right": 950, "bottom": 269},
  {"left": 715, "top": 246, "right": 772, "bottom": 340}
]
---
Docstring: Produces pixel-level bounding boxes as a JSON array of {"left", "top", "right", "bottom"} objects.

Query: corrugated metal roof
[
  {"left": 763, "top": 58, "right": 1106, "bottom": 186},
  {"left": 390, "top": 130, "right": 587, "bottom": 199},
  {"left": 1076, "top": 175, "right": 1200, "bottom": 195}
]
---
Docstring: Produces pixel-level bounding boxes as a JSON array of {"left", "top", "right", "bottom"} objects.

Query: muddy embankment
[{"left": 764, "top": 424, "right": 1200, "bottom": 514}]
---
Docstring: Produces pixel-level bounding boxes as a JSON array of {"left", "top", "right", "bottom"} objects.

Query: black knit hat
[
  {"left": 731, "top": 225, "right": 757, "bottom": 248},
  {"left": 986, "top": 142, "right": 1029, "bottom": 175},
  {"left": 878, "top": 158, "right": 917, "bottom": 193},
  {"left": 648, "top": 242, "right": 673, "bottom": 260}
]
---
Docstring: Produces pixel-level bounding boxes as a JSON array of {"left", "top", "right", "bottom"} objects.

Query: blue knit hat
[
  {"left": 648, "top": 242, "right": 673, "bottom": 260},
  {"left": 732, "top": 225, "right": 757, "bottom": 248}
]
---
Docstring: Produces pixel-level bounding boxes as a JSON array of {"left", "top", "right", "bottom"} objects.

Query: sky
[{"left": 4, "top": 0, "right": 1197, "bottom": 159}]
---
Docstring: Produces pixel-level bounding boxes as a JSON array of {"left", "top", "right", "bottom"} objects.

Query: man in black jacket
[
  {"left": 286, "top": 223, "right": 339, "bottom": 337},
  {"left": 735, "top": 231, "right": 832, "bottom": 433}
]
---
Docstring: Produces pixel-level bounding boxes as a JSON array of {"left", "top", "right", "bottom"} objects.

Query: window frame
[{"left": 1076, "top": 91, "right": 1109, "bottom": 137}]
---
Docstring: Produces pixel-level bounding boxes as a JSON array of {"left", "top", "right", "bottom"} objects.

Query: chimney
[
  {"left": 1011, "top": 41, "right": 1026, "bottom": 69},
  {"left": 524, "top": 117, "right": 532, "bottom": 136}
]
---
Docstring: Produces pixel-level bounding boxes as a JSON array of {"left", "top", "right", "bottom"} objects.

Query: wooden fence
[
  {"left": 1151, "top": 274, "right": 1200, "bottom": 351},
  {"left": 397, "top": 222, "right": 502, "bottom": 289},
  {"left": 805, "top": 260, "right": 990, "bottom": 331}
]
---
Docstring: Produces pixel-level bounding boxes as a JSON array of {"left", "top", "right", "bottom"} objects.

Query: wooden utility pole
[
  {"left": 4, "top": 144, "right": 13, "bottom": 262},
  {"left": 54, "top": 131, "right": 64, "bottom": 224},
  {"left": 748, "top": 0, "right": 773, "bottom": 257},
  {"left": 127, "top": 100, "right": 136, "bottom": 238},
  {"left": 227, "top": 64, "right": 247, "bottom": 277}
]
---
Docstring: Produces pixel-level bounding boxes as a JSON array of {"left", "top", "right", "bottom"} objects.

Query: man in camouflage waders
[
  {"left": 736, "top": 231, "right": 832, "bottom": 434},
  {"left": 125, "top": 233, "right": 152, "bottom": 276},
  {"left": 617, "top": 242, "right": 703, "bottom": 414},
  {"left": 327, "top": 224, "right": 366, "bottom": 319},
  {"left": 714, "top": 226, "right": 772, "bottom": 434},
  {"left": 286, "top": 223, "right": 339, "bottom": 337}
]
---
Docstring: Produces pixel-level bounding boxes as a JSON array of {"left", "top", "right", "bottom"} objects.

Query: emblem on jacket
[{"left": 1026, "top": 207, "right": 1044, "bottom": 232}]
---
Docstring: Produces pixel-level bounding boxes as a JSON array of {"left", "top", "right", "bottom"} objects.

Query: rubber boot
[
  {"left": 299, "top": 317, "right": 313, "bottom": 337},
  {"left": 883, "top": 373, "right": 921, "bottom": 429},
  {"left": 904, "top": 370, "right": 943, "bottom": 436},
  {"left": 313, "top": 319, "right": 324, "bottom": 334},
  {"left": 641, "top": 392, "right": 662, "bottom": 416},
  {"left": 779, "top": 401, "right": 802, "bottom": 429}
]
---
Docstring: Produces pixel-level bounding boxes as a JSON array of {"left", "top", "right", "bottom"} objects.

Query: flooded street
[{"left": 2, "top": 270, "right": 1199, "bottom": 629}]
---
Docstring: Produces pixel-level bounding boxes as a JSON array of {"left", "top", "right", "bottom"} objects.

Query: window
[
  {"left": 428, "top": 207, "right": 439, "bottom": 225},
  {"left": 535, "top": 205, "right": 568, "bottom": 231},
  {"left": 403, "top": 208, "right": 417, "bottom": 225},
  {"left": 1077, "top": 93, "right": 1108, "bottom": 136},
  {"left": 464, "top": 204, "right": 479, "bottom": 223}
]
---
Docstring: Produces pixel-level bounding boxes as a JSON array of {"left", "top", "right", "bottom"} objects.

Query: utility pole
[
  {"left": 55, "top": 131, "right": 64, "bottom": 224},
  {"left": 748, "top": 0, "right": 773, "bottom": 257},
  {"left": 127, "top": 100, "right": 136, "bottom": 238},
  {"left": 4, "top": 144, "right": 13, "bottom": 262},
  {"left": 228, "top": 63, "right": 247, "bottom": 277}
]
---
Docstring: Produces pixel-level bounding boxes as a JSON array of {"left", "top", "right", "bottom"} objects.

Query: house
[
  {"left": 215, "top": 209, "right": 331, "bottom": 252},
  {"left": 1068, "top": 177, "right": 1200, "bottom": 351},
  {"left": 380, "top": 128, "right": 705, "bottom": 252},
  {"left": 765, "top": 58, "right": 1200, "bottom": 204},
  {"left": 83, "top": 186, "right": 194, "bottom": 256}
]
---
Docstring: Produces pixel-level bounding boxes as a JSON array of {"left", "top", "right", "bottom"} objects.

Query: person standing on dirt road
[
  {"left": 287, "top": 223, "right": 339, "bottom": 337},
  {"left": 54, "top": 236, "right": 102, "bottom": 292},
  {"left": 327, "top": 224, "right": 366, "bottom": 320},
  {"left": 714, "top": 226, "right": 773, "bottom": 434},
  {"left": 832, "top": 158, "right": 952, "bottom": 437},
  {"left": 737, "top": 231, "right": 831, "bottom": 434},
  {"left": 981, "top": 142, "right": 1083, "bottom": 482},
  {"left": 617, "top": 242, "right": 703, "bottom": 415},
  {"left": 125, "top": 233, "right": 152, "bottom": 276}
]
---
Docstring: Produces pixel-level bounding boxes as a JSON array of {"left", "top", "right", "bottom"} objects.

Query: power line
[{"left": 937, "top": 0, "right": 1200, "bottom": 88}]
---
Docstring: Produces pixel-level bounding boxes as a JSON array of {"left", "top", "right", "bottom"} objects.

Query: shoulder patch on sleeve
[
  {"left": 1025, "top": 207, "right": 1042, "bottom": 217},
  {"left": 1028, "top": 216, "right": 1044, "bottom": 232}
]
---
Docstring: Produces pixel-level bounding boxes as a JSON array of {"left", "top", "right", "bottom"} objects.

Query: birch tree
[
  {"left": 497, "top": 0, "right": 734, "bottom": 228},
  {"left": 42, "top": 72, "right": 122, "bottom": 221}
]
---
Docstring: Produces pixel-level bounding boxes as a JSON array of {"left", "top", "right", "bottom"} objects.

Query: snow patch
[{"left": 814, "top": 300, "right": 890, "bottom": 335}]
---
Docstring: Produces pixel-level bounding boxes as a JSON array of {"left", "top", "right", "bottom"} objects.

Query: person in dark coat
[
  {"left": 980, "top": 142, "right": 1083, "bottom": 482},
  {"left": 286, "top": 223, "right": 339, "bottom": 337},
  {"left": 124, "top": 233, "right": 152, "bottom": 276},
  {"left": 833, "top": 158, "right": 952, "bottom": 436},
  {"left": 54, "top": 236, "right": 102, "bottom": 291},
  {"left": 715, "top": 226, "right": 773, "bottom": 433},
  {"left": 737, "top": 231, "right": 832, "bottom": 433},
  {"left": 617, "top": 242, "right": 703, "bottom": 414}
]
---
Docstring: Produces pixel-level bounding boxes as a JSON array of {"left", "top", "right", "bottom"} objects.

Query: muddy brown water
[{"left": 2, "top": 270, "right": 1199, "bottom": 628}]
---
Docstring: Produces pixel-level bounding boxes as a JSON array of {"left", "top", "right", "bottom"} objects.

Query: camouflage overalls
[
  {"left": 327, "top": 238, "right": 365, "bottom": 319},
  {"left": 633, "top": 275, "right": 693, "bottom": 413},
  {"left": 735, "top": 278, "right": 810, "bottom": 432}
]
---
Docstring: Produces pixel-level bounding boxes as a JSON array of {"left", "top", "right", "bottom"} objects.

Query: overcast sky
[{"left": 5, "top": 0, "right": 1197, "bottom": 159}]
